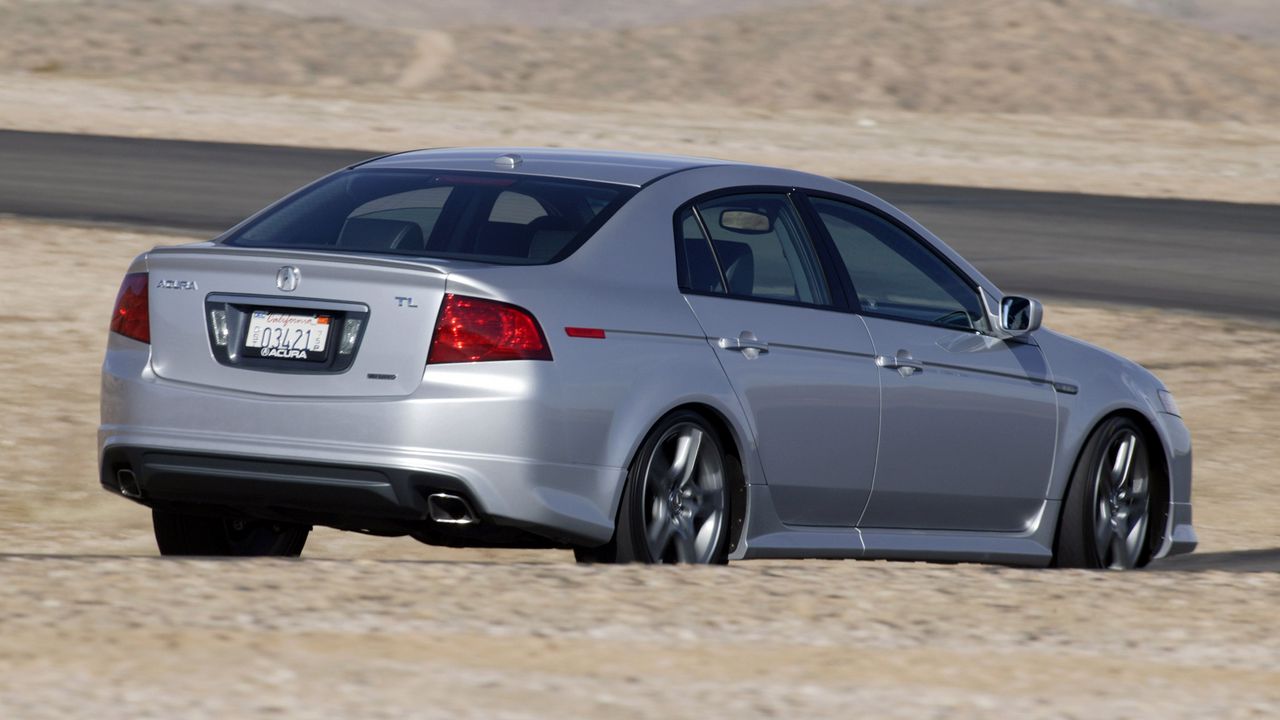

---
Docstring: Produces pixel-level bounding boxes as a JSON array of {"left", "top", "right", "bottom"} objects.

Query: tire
[
  {"left": 575, "top": 410, "right": 730, "bottom": 564},
  {"left": 153, "top": 509, "right": 310, "bottom": 557},
  {"left": 1054, "top": 416, "right": 1155, "bottom": 569}
]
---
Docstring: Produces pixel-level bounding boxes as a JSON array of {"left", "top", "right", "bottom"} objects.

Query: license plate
[{"left": 244, "top": 311, "right": 331, "bottom": 361}]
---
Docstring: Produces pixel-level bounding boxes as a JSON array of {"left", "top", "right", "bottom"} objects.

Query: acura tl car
[{"left": 99, "top": 148, "right": 1196, "bottom": 568}]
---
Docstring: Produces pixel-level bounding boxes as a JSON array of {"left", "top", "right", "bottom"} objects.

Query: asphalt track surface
[
  {"left": 2, "top": 130, "right": 1278, "bottom": 317},
  {"left": 1, "top": 130, "right": 1276, "bottom": 570}
]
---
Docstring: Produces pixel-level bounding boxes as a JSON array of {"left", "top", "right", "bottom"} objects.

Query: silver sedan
[{"left": 99, "top": 148, "right": 1196, "bottom": 568}]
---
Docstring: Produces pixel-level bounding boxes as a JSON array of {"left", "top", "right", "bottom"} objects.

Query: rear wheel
[
  {"left": 1054, "top": 417, "right": 1154, "bottom": 569},
  {"left": 575, "top": 411, "right": 729, "bottom": 564},
  {"left": 152, "top": 509, "right": 310, "bottom": 557}
]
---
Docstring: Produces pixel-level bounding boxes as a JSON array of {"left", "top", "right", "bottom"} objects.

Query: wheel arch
[
  {"left": 1050, "top": 407, "right": 1172, "bottom": 564},
  {"left": 671, "top": 402, "right": 750, "bottom": 556},
  {"left": 619, "top": 401, "right": 752, "bottom": 557}
]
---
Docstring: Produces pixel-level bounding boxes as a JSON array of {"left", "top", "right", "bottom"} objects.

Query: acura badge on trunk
[{"left": 276, "top": 266, "right": 301, "bottom": 292}]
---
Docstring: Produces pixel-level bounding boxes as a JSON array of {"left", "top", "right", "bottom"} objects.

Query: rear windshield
[{"left": 222, "top": 169, "right": 635, "bottom": 265}]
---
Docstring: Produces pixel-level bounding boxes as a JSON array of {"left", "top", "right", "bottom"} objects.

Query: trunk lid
[{"left": 146, "top": 246, "right": 451, "bottom": 397}]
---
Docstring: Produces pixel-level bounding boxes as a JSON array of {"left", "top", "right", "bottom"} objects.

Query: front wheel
[
  {"left": 576, "top": 411, "right": 730, "bottom": 564},
  {"left": 152, "top": 509, "right": 310, "bottom": 557},
  {"left": 1054, "top": 417, "right": 1155, "bottom": 569}
]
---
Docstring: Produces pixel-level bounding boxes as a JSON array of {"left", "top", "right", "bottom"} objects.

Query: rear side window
[
  {"left": 677, "top": 193, "right": 830, "bottom": 305},
  {"left": 676, "top": 208, "right": 725, "bottom": 293},
  {"left": 223, "top": 170, "right": 634, "bottom": 265}
]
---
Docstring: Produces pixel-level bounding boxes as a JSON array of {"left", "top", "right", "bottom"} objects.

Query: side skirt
[{"left": 733, "top": 485, "right": 1058, "bottom": 567}]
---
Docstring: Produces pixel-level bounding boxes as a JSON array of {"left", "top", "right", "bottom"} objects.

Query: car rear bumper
[
  {"left": 99, "top": 438, "right": 624, "bottom": 545},
  {"left": 100, "top": 339, "right": 626, "bottom": 546}
]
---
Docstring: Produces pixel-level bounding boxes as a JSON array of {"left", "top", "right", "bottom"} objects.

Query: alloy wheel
[
  {"left": 1091, "top": 429, "right": 1151, "bottom": 569},
  {"left": 639, "top": 422, "right": 727, "bottom": 563}
]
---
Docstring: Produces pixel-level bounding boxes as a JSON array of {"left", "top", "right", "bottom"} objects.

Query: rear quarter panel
[{"left": 440, "top": 222, "right": 755, "bottom": 482}]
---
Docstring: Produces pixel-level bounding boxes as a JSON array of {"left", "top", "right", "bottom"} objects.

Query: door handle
[
  {"left": 718, "top": 332, "right": 769, "bottom": 358},
  {"left": 876, "top": 353, "right": 924, "bottom": 377}
]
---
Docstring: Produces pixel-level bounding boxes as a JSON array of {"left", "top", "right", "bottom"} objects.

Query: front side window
[
  {"left": 810, "top": 197, "right": 987, "bottom": 331},
  {"left": 680, "top": 193, "right": 830, "bottom": 305},
  {"left": 223, "top": 170, "right": 633, "bottom": 265}
]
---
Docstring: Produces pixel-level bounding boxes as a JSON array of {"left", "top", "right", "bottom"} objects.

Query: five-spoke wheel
[
  {"left": 575, "top": 410, "right": 730, "bottom": 564},
  {"left": 1091, "top": 429, "right": 1151, "bottom": 569},
  {"left": 638, "top": 422, "right": 727, "bottom": 563},
  {"left": 1055, "top": 416, "right": 1155, "bottom": 570}
]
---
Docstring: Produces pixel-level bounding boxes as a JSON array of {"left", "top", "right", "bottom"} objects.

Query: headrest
[
  {"left": 526, "top": 215, "right": 578, "bottom": 261},
  {"left": 526, "top": 215, "right": 576, "bottom": 233},
  {"left": 681, "top": 235, "right": 723, "bottom": 292},
  {"left": 338, "top": 217, "right": 425, "bottom": 252},
  {"left": 715, "top": 240, "right": 754, "bottom": 296}
]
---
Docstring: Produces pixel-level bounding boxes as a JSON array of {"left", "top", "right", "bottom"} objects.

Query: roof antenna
[{"left": 494, "top": 153, "right": 523, "bottom": 169}]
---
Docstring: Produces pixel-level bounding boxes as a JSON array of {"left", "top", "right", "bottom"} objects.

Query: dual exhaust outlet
[
  {"left": 117, "top": 469, "right": 142, "bottom": 499},
  {"left": 427, "top": 492, "right": 477, "bottom": 525},
  {"left": 118, "top": 468, "right": 476, "bottom": 526}
]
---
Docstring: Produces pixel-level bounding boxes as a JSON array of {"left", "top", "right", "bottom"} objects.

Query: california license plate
[{"left": 244, "top": 311, "right": 331, "bottom": 361}]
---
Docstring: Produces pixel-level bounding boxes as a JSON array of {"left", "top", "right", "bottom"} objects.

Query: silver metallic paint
[
  {"left": 99, "top": 149, "right": 1196, "bottom": 564},
  {"left": 855, "top": 316, "right": 1058, "bottom": 533}
]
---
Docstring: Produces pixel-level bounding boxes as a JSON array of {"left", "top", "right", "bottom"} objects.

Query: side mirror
[{"left": 1000, "top": 295, "right": 1043, "bottom": 336}]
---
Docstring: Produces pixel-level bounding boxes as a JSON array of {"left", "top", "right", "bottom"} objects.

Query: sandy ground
[
  {"left": 5, "top": 0, "right": 1277, "bottom": 122},
  {"left": 1, "top": 558, "right": 1278, "bottom": 719},
  {"left": 0, "top": 217, "right": 1277, "bottom": 717},
  {"left": 1, "top": 0, "right": 1279, "bottom": 205},
  {"left": 434, "top": 0, "right": 1280, "bottom": 122},
  {"left": 3, "top": 76, "right": 1277, "bottom": 206},
  {"left": 193, "top": 0, "right": 1280, "bottom": 44},
  {"left": 1113, "top": 0, "right": 1280, "bottom": 44}
]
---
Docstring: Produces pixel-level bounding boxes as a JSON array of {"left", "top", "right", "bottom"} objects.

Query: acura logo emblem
[{"left": 276, "top": 266, "right": 301, "bottom": 292}]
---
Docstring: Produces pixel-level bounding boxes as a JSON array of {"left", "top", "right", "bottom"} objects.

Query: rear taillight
[
  {"left": 428, "top": 294, "right": 551, "bottom": 364},
  {"left": 110, "top": 272, "right": 150, "bottom": 344}
]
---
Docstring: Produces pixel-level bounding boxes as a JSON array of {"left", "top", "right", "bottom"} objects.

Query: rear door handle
[
  {"left": 718, "top": 332, "right": 769, "bottom": 358},
  {"left": 876, "top": 353, "right": 924, "bottom": 377}
]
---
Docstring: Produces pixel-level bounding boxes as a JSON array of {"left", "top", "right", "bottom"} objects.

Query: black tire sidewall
[
  {"left": 1054, "top": 416, "right": 1152, "bottom": 569},
  {"left": 153, "top": 509, "right": 308, "bottom": 557},
  {"left": 614, "top": 410, "right": 731, "bottom": 564}
]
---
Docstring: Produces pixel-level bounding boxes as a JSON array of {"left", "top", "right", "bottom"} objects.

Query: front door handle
[
  {"left": 876, "top": 352, "right": 925, "bottom": 377},
  {"left": 718, "top": 331, "right": 769, "bottom": 359}
]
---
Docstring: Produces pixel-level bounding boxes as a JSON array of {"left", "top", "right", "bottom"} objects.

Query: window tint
[
  {"left": 811, "top": 197, "right": 987, "bottom": 331},
  {"left": 676, "top": 208, "right": 725, "bottom": 293},
  {"left": 346, "top": 187, "right": 451, "bottom": 241},
  {"left": 224, "top": 170, "right": 633, "bottom": 266},
  {"left": 690, "top": 194, "right": 830, "bottom": 305},
  {"left": 488, "top": 191, "right": 548, "bottom": 224}
]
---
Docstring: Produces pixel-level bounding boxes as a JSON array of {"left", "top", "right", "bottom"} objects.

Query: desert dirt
[
  {"left": 2, "top": 0, "right": 1279, "bottom": 715},
  {"left": 5, "top": 0, "right": 1278, "bottom": 121},
  {"left": 1, "top": 0, "right": 1279, "bottom": 204},
  {"left": 0, "top": 218, "right": 1277, "bottom": 718}
]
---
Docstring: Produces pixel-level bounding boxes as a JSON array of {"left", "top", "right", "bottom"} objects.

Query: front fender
[
  {"left": 1037, "top": 329, "right": 1177, "bottom": 499},
  {"left": 1035, "top": 328, "right": 1193, "bottom": 556}
]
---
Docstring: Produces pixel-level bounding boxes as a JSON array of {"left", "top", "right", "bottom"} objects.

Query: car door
[
  {"left": 677, "top": 192, "right": 880, "bottom": 527},
  {"left": 806, "top": 195, "right": 1058, "bottom": 533}
]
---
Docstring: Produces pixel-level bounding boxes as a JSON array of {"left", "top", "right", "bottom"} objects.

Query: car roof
[{"left": 359, "top": 147, "right": 740, "bottom": 187}]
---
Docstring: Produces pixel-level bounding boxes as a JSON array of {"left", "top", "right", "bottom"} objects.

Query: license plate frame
[{"left": 242, "top": 310, "right": 333, "bottom": 363}]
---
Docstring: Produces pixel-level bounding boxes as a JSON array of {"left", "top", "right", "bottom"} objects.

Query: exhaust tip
[
  {"left": 427, "top": 493, "right": 477, "bottom": 525},
  {"left": 116, "top": 469, "right": 142, "bottom": 499}
]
